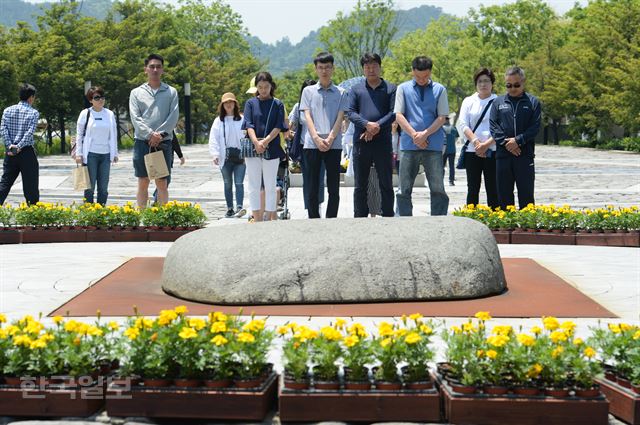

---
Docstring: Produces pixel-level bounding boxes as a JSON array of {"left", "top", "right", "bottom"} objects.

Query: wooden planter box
[
  {"left": 576, "top": 232, "right": 640, "bottom": 247},
  {"left": 0, "top": 227, "right": 200, "bottom": 244},
  {"left": 597, "top": 378, "right": 640, "bottom": 425},
  {"left": 491, "top": 230, "right": 511, "bottom": 244},
  {"left": 21, "top": 228, "right": 87, "bottom": 243},
  {"left": 0, "top": 383, "right": 104, "bottom": 417},
  {"left": 105, "top": 373, "right": 278, "bottom": 420},
  {"left": 489, "top": 230, "right": 639, "bottom": 248},
  {"left": 147, "top": 229, "right": 191, "bottom": 242},
  {"left": 511, "top": 231, "right": 577, "bottom": 245},
  {"left": 0, "top": 229, "right": 22, "bottom": 244},
  {"left": 279, "top": 380, "right": 440, "bottom": 422},
  {"left": 438, "top": 376, "right": 609, "bottom": 425}
]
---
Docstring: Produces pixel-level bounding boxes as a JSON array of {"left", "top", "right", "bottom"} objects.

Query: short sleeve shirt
[{"left": 300, "top": 82, "right": 349, "bottom": 150}]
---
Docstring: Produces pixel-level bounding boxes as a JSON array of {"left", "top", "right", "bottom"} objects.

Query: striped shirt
[{"left": 1, "top": 101, "right": 39, "bottom": 150}]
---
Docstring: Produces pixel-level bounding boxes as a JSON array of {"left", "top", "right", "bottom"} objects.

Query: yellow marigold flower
[
  {"left": 189, "top": 318, "right": 207, "bottom": 331},
  {"left": 380, "top": 337, "right": 392, "bottom": 348},
  {"left": 344, "top": 335, "right": 359, "bottom": 347},
  {"left": 409, "top": 313, "right": 423, "bottom": 321},
  {"left": 608, "top": 323, "right": 621, "bottom": 334},
  {"left": 550, "top": 330, "right": 568, "bottom": 344},
  {"left": 543, "top": 316, "right": 560, "bottom": 331},
  {"left": 405, "top": 332, "right": 422, "bottom": 344},
  {"left": 24, "top": 320, "right": 44, "bottom": 335},
  {"left": 573, "top": 338, "right": 584, "bottom": 346},
  {"left": 620, "top": 323, "right": 632, "bottom": 332},
  {"left": 486, "top": 349, "right": 498, "bottom": 359},
  {"left": 334, "top": 318, "right": 346, "bottom": 329},
  {"left": 5, "top": 325, "right": 20, "bottom": 336},
  {"left": 450, "top": 325, "right": 462, "bottom": 334},
  {"left": 527, "top": 364, "right": 543, "bottom": 378},
  {"left": 65, "top": 320, "right": 79, "bottom": 332},
  {"left": 321, "top": 326, "right": 343, "bottom": 341},
  {"left": 474, "top": 311, "right": 492, "bottom": 321},
  {"left": 560, "top": 321, "right": 576, "bottom": 334},
  {"left": 211, "top": 335, "right": 228, "bottom": 346},
  {"left": 174, "top": 305, "right": 189, "bottom": 315},
  {"left": 108, "top": 321, "right": 119, "bottom": 331},
  {"left": 420, "top": 324, "right": 433, "bottom": 335},
  {"left": 243, "top": 319, "right": 266, "bottom": 333},
  {"left": 211, "top": 322, "right": 227, "bottom": 333},
  {"left": 476, "top": 349, "right": 485, "bottom": 357},
  {"left": 158, "top": 310, "right": 178, "bottom": 325},
  {"left": 179, "top": 327, "right": 198, "bottom": 339},
  {"left": 0, "top": 329, "right": 8, "bottom": 339},
  {"left": 487, "top": 334, "right": 510, "bottom": 347},
  {"left": 29, "top": 339, "right": 47, "bottom": 350},
  {"left": 584, "top": 347, "right": 596, "bottom": 358},
  {"left": 393, "top": 328, "right": 408, "bottom": 337},
  {"left": 530, "top": 326, "right": 542, "bottom": 335},
  {"left": 86, "top": 326, "right": 103, "bottom": 337},
  {"left": 41, "top": 333, "right": 54, "bottom": 342},
  {"left": 124, "top": 327, "right": 140, "bottom": 340},
  {"left": 492, "top": 325, "right": 513, "bottom": 336},
  {"left": 348, "top": 323, "right": 367, "bottom": 337},
  {"left": 633, "top": 330, "right": 640, "bottom": 340},
  {"left": 237, "top": 332, "right": 255, "bottom": 343},
  {"left": 517, "top": 334, "right": 535, "bottom": 347},
  {"left": 73, "top": 336, "right": 82, "bottom": 346},
  {"left": 462, "top": 323, "right": 477, "bottom": 333},
  {"left": 13, "top": 335, "right": 32, "bottom": 347},
  {"left": 296, "top": 327, "right": 318, "bottom": 342},
  {"left": 52, "top": 316, "right": 64, "bottom": 325},
  {"left": 150, "top": 332, "right": 158, "bottom": 342},
  {"left": 552, "top": 346, "right": 564, "bottom": 358},
  {"left": 378, "top": 322, "right": 394, "bottom": 337}
]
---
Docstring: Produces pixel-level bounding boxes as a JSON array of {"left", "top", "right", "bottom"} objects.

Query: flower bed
[
  {"left": 454, "top": 204, "right": 640, "bottom": 247},
  {"left": 0, "top": 201, "right": 206, "bottom": 244}
]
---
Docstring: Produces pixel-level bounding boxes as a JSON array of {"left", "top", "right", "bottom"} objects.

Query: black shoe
[
  {"left": 449, "top": 181, "right": 455, "bottom": 186},
  {"left": 225, "top": 208, "right": 234, "bottom": 218}
]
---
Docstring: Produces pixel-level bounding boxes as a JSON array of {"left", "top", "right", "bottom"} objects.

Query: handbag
[
  {"left": 240, "top": 99, "right": 274, "bottom": 159},
  {"left": 222, "top": 120, "right": 245, "bottom": 164},
  {"left": 456, "top": 99, "right": 494, "bottom": 170},
  {"left": 72, "top": 164, "right": 91, "bottom": 191},
  {"left": 144, "top": 146, "right": 170, "bottom": 180}
]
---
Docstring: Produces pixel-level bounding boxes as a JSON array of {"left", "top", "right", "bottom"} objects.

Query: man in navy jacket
[{"left": 489, "top": 66, "right": 541, "bottom": 210}]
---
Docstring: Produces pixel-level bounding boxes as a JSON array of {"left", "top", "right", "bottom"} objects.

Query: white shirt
[
  {"left": 457, "top": 92, "right": 497, "bottom": 153},
  {"left": 87, "top": 108, "right": 110, "bottom": 154},
  {"left": 208, "top": 115, "right": 244, "bottom": 169}
]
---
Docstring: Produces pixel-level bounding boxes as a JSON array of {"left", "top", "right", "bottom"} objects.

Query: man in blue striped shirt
[{"left": 0, "top": 83, "right": 40, "bottom": 205}]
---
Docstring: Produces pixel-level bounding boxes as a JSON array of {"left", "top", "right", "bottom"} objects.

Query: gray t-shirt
[{"left": 299, "top": 82, "right": 349, "bottom": 150}]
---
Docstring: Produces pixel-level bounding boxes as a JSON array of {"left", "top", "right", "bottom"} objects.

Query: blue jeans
[
  {"left": 84, "top": 152, "right": 111, "bottom": 205},
  {"left": 397, "top": 150, "right": 449, "bottom": 216},
  {"left": 221, "top": 160, "right": 246, "bottom": 209}
]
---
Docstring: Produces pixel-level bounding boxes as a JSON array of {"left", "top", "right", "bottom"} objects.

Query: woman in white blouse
[
  {"left": 209, "top": 92, "right": 246, "bottom": 218},
  {"left": 457, "top": 68, "right": 499, "bottom": 209},
  {"left": 74, "top": 86, "right": 118, "bottom": 205}
]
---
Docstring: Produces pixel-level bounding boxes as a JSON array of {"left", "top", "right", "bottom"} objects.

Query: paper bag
[
  {"left": 72, "top": 165, "right": 91, "bottom": 191},
  {"left": 144, "top": 149, "right": 170, "bottom": 180}
]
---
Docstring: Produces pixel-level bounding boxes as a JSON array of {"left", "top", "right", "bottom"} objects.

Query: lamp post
[
  {"left": 84, "top": 81, "right": 92, "bottom": 108},
  {"left": 184, "top": 83, "right": 192, "bottom": 145}
]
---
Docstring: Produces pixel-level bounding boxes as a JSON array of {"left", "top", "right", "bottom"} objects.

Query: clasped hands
[
  {"left": 504, "top": 137, "right": 521, "bottom": 156},
  {"left": 359, "top": 121, "right": 380, "bottom": 142}
]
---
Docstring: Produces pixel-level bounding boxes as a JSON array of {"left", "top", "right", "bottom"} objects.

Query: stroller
[{"left": 277, "top": 150, "right": 291, "bottom": 220}]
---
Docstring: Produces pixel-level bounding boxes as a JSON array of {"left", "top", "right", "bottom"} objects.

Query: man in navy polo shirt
[
  {"left": 394, "top": 56, "right": 449, "bottom": 216},
  {"left": 489, "top": 66, "right": 541, "bottom": 210},
  {"left": 347, "top": 53, "right": 396, "bottom": 217}
]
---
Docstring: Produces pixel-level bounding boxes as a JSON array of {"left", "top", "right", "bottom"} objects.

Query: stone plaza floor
[{"left": 0, "top": 143, "right": 638, "bottom": 424}]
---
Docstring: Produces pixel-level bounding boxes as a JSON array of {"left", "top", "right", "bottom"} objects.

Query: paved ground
[{"left": 0, "top": 144, "right": 638, "bottom": 424}]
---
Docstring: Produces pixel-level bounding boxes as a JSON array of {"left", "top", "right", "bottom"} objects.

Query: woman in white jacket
[
  {"left": 74, "top": 86, "right": 118, "bottom": 205},
  {"left": 209, "top": 92, "right": 246, "bottom": 218}
]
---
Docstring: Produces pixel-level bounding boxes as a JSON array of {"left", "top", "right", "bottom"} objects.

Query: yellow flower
[
  {"left": 474, "top": 311, "right": 492, "bottom": 321},
  {"left": 135, "top": 317, "right": 154, "bottom": 329},
  {"left": 321, "top": 326, "right": 343, "bottom": 341},
  {"left": 450, "top": 325, "right": 462, "bottom": 334},
  {"left": 174, "top": 305, "right": 189, "bottom": 315},
  {"left": 560, "top": 321, "right": 576, "bottom": 334},
  {"left": 550, "top": 330, "right": 568, "bottom": 344},
  {"left": 476, "top": 349, "right": 485, "bottom": 357},
  {"left": 24, "top": 320, "right": 44, "bottom": 335},
  {"left": 210, "top": 321, "right": 227, "bottom": 333},
  {"left": 380, "top": 337, "right": 392, "bottom": 348},
  {"left": 158, "top": 309, "right": 178, "bottom": 325},
  {"left": 108, "top": 321, "right": 120, "bottom": 331},
  {"left": 517, "top": 334, "right": 535, "bottom": 347},
  {"left": 343, "top": 335, "right": 359, "bottom": 347},
  {"left": 0, "top": 329, "right": 7, "bottom": 339},
  {"left": 243, "top": 319, "right": 266, "bottom": 332},
  {"left": 295, "top": 326, "right": 318, "bottom": 342},
  {"left": 633, "top": 330, "right": 640, "bottom": 340},
  {"left": 405, "top": 332, "right": 422, "bottom": 344},
  {"left": 393, "top": 328, "right": 408, "bottom": 337},
  {"left": 409, "top": 313, "right": 423, "bottom": 322},
  {"left": 150, "top": 332, "right": 158, "bottom": 342},
  {"left": 237, "top": 332, "right": 255, "bottom": 343},
  {"left": 527, "top": 364, "right": 543, "bottom": 378},
  {"left": 573, "top": 338, "right": 584, "bottom": 346},
  {"left": 86, "top": 325, "right": 103, "bottom": 337},
  {"left": 462, "top": 322, "right": 477, "bottom": 333},
  {"left": 29, "top": 339, "right": 47, "bottom": 349},
  {"left": 530, "top": 326, "right": 542, "bottom": 335},
  {"left": 608, "top": 323, "right": 621, "bottom": 334},
  {"left": 543, "top": 316, "right": 560, "bottom": 331},
  {"left": 348, "top": 323, "right": 367, "bottom": 337},
  {"left": 552, "top": 346, "right": 564, "bottom": 358},
  {"left": 64, "top": 320, "right": 79, "bottom": 332},
  {"left": 492, "top": 325, "right": 513, "bottom": 336},
  {"left": 211, "top": 335, "right": 228, "bottom": 346},
  {"left": 487, "top": 334, "right": 510, "bottom": 348},
  {"left": 124, "top": 327, "right": 140, "bottom": 340},
  {"left": 52, "top": 316, "right": 64, "bottom": 325},
  {"left": 179, "top": 327, "right": 198, "bottom": 339},
  {"left": 486, "top": 349, "right": 498, "bottom": 359},
  {"left": 334, "top": 318, "right": 346, "bottom": 329},
  {"left": 584, "top": 347, "right": 596, "bottom": 358},
  {"left": 420, "top": 324, "right": 433, "bottom": 335},
  {"left": 189, "top": 318, "right": 207, "bottom": 331},
  {"left": 620, "top": 323, "right": 632, "bottom": 332},
  {"left": 5, "top": 325, "right": 20, "bottom": 336},
  {"left": 13, "top": 334, "right": 32, "bottom": 347},
  {"left": 378, "top": 322, "right": 394, "bottom": 337}
]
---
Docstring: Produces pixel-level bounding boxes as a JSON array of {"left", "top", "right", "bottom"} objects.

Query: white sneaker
[{"left": 234, "top": 207, "right": 247, "bottom": 218}]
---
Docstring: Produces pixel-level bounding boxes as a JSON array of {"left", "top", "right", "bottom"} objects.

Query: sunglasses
[
  {"left": 505, "top": 83, "right": 522, "bottom": 89},
  {"left": 92, "top": 96, "right": 105, "bottom": 101}
]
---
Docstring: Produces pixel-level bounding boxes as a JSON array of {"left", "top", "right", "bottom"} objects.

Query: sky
[{"left": 28, "top": 0, "right": 587, "bottom": 44}]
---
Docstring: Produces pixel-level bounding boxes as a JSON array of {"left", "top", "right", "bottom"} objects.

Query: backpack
[{"left": 71, "top": 108, "right": 90, "bottom": 157}]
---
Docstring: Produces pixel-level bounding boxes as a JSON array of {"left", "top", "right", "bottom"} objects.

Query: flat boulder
[{"left": 161, "top": 216, "right": 507, "bottom": 305}]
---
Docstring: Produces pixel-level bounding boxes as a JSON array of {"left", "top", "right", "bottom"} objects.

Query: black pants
[
  {"left": 0, "top": 146, "right": 39, "bottom": 205},
  {"left": 465, "top": 151, "right": 498, "bottom": 209},
  {"left": 353, "top": 141, "right": 394, "bottom": 217},
  {"left": 442, "top": 152, "right": 455, "bottom": 183},
  {"left": 496, "top": 155, "right": 535, "bottom": 210},
  {"left": 303, "top": 148, "right": 341, "bottom": 218}
]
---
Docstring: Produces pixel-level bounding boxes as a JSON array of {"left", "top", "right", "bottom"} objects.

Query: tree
[
  {"left": 0, "top": 27, "right": 18, "bottom": 110},
  {"left": 318, "top": 0, "right": 398, "bottom": 80}
]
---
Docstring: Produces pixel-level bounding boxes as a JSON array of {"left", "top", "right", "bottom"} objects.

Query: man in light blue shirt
[
  {"left": 395, "top": 56, "right": 450, "bottom": 216},
  {"left": 300, "top": 52, "right": 349, "bottom": 219}
]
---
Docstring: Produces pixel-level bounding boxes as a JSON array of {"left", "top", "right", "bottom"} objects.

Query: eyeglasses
[
  {"left": 147, "top": 65, "right": 163, "bottom": 70},
  {"left": 476, "top": 79, "right": 492, "bottom": 85},
  {"left": 92, "top": 96, "right": 105, "bottom": 101},
  {"left": 506, "top": 83, "right": 522, "bottom": 89}
]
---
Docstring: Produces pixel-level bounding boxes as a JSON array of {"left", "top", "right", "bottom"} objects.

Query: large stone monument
[{"left": 162, "top": 216, "right": 507, "bottom": 305}]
